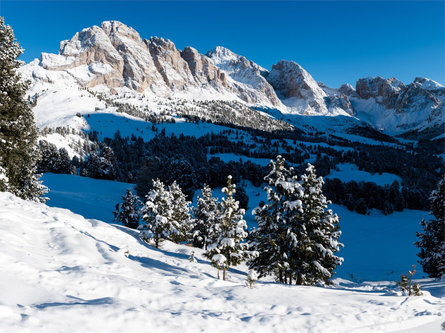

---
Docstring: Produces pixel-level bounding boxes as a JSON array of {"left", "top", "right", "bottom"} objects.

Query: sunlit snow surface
[{"left": 0, "top": 192, "right": 444, "bottom": 333}]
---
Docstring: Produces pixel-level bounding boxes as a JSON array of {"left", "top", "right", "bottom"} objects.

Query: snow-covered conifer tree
[
  {"left": 140, "top": 179, "right": 173, "bottom": 248},
  {"left": 204, "top": 176, "right": 250, "bottom": 280},
  {"left": 0, "top": 17, "right": 46, "bottom": 201},
  {"left": 140, "top": 179, "right": 193, "bottom": 247},
  {"left": 192, "top": 184, "right": 221, "bottom": 249},
  {"left": 248, "top": 155, "right": 300, "bottom": 283},
  {"left": 416, "top": 176, "right": 445, "bottom": 278},
  {"left": 298, "top": 163, "right": 343, "bottom": 285},
  {"left": 249, "top": 158, "right": 342, "bottom": 285},
  {"left": 168, "top": 180, "right": 193, "bottom": 243},
  {"left": 114, "top": 189, "right": 141, "bottom": 229}
]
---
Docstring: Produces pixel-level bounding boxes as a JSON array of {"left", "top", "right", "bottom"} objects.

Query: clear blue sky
[{"left": 1, "top": 1, "right": 444, "bottom": 87}]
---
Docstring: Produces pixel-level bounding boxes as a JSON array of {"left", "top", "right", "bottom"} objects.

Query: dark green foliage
[
  {"left": 416, "top": 177, "right": 445, "bottom": 278},
  {"left": 234, "top": 185, "right": 249, "bottom": 210},
  {"left": 249, "top": 157, "right": 343, "bottom": 286},
  {"left": 113, "top": 189, "right": 141, "bottom": 229},
  {"left": 0, "top": 17, "right": 46, "bottom": 201},
  {"left": 192, "top": 184, "right": 221, "bottom": 249}
]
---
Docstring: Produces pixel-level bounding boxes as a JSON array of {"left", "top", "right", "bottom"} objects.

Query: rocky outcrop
[
  {"left": 207, "top": 47, "right": 281, "bottom": 106},
  {"left": 266, "top": 60, "right": 329, "bottom": 114},
  {"left": 356, "top": 77, "right": 405, "bottom": 109},
  {"left": 180, "top": 46, "right": 226, "bottom": 86},
  {"left": 355, "top": 76, "right": 444, "bottom": 115}
]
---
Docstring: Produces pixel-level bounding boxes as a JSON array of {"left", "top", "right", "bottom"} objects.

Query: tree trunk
[
  {"left": 296, "top": 275, "right": 302, "bottom": 285},
  {"left": 223, "top": 267, "right": 226, "bottom": 281}
]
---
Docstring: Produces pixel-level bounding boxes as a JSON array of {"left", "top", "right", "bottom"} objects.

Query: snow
[
  {"left": 41, "top": 173, "right": 427, "bottom": 282},
  {"left": 333, "top": 204, "right": 429, "bottom": 281},
  {"left": 1, "top": 192, "right": 444, "bottom": 332},
  {"left": 326, "top": 163, "right": 402, "bottom": 186},
  {"left": 41, "top": 173, "right": 134, "bottom": 223}
]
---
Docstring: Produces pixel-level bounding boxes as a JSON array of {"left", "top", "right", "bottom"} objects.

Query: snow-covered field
[
  {"left": 41, "top": 173, "right": 134, "bottom": 223},
  {"left": 42, "top": 173, "right": 427, "bottom": 281},
  {"left": 0, "top": 192, "right": 444, "bottom": 333},
  {"left": 326, "top": 163, "right": 402, "bottom": 186}
]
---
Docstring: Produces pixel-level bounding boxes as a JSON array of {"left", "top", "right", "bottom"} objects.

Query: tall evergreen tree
[
  {"left": 0, "top": 17, "right": 46, "bottom": 201},
  {"left": 248, "top": 155, "right": 301, "bottom": 283},
  {"left": 416, "top": 176, "right": 445, "bottom": 278},
  {"left": 299, "top": 164, "right": 343, "bottom": 285},
  {"left": 168, "top": 180, "right": 193, "bottom": 243},
  {"left": 114, "top": 189, "right": 141, "bottom": 229},
  {"left": 140, "top": 179, "right": 172, "bottom": 248},
  {"left": 192, "top": 184, "right": 221, "bottom": 249},
  {"left": 249, "top": 158, "right": 343, "bottom": 286},
  {"left": 204, "top": 175, "right": 250, "bottom": 280}
]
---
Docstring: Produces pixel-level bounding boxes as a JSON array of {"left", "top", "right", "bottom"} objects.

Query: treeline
[
  {"left": 37, "top": 126, "right": 443, "bottom": 214},
  {"left": 324, "top": 178, "right": 426, "bottom": 214}
]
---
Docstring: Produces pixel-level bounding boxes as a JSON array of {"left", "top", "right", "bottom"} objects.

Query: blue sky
[{"left": 1, "top": 1, "right": 443, "bottom": 87}]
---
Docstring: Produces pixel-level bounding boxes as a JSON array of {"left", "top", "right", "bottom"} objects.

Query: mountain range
[{"left": 22, "top": 20, "right": 444, "bottom": 139}]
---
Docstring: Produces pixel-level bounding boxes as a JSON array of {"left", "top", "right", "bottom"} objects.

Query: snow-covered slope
[
  {"left": 1, "top": 192, "right": 444, "bottom": 332},
  {"left": 350, "top": 77, "right": 445, "bottom": 135}
]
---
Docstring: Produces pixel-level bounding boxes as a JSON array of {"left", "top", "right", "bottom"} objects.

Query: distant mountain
[{"left": 21, "top": 20, "right": 444, "bottom": 138}]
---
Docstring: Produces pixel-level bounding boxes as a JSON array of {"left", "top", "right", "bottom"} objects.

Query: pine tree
[
  {"left": 114, "top": 189, "right": 141, "bottom": 229},
  {"left": 248, "top": 155, "right": 301, "bottom": 283},
  {"left": 140, "top": 179, "right": 193, "bottom": 248},
  {"left": 168, "top": 180, "right": 193, "bottom": 243},
  {"left": 204, "top": 175, "right": 250, "bottom": 280},
  {"left": 192, "top": 184, "right": 221, "bottom": 249},
  {"left": 249, "top": 157, "right": 343, "bottom": 286},
  {"left": 140, "top": 179, "right": 172, "bottom": 248},
  {"left": 298, "top": 164, "right": 343, "bottom": 285},
  {"left": 416, "top": 176, "right": 445, "bottom": 278},
  {"left": 0, "top": 17, "right": 46, "bottom": 201}
]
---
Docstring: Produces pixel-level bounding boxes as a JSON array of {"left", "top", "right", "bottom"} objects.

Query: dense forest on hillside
[{"left": 37, "top": 122, "right": 443, "bottom": 215}]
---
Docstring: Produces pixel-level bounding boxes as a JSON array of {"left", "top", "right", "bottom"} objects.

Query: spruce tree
[
  {"left": 168, "top": 180, "right": 193, "bottom": 243},
  {"left": 249, "top": 158, "right": 343, "bottom": 286},
  {"left": 0, "top": 17, "right": 46, "bottom": 201},
  {"left": 114, "top": 189, "right": 141, "bottom": 229},
  {"left": 248, "top": 155, "right": 300, "bottom": 283},
  {"left": 140, "top": 179, "right": 193, "bottom": 247},
  {"left": 299, "top": 164, "right": 343, "bottom": 285},
  {"left": 204, "top": 176, "right": 250, "bottom": 280},
  {"left": 416, "top": 176, "right": 445, "bottom": 278},
  {"left": 192, "top": 184, "right": 221, "bottom": 249},
  {"left": 140, "top": 179, "right": 172, "bottom": 248}
]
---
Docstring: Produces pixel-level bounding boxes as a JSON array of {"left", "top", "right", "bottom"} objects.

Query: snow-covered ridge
[
  {"left": 1, "top": 191, "right": 444, "bottom": 332},
  {"left": 21, "top": 20, "right": 445, "bottom": 137}
]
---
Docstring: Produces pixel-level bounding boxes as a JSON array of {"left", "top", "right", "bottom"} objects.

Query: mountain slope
[
  {"left": 21, "top": 20, "right": 444, "bottom": 139},
  {"left": 1, "top": 192, "right": 444, "bottom": 332}
]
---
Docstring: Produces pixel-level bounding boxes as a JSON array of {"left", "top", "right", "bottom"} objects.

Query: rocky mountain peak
[
  {"left": 266, "top": 60, "right": 330, "bottom": 114},
  {"left": 267, "top": 60, "right": 326, "bottom": 100},
  {"left": 100, "top": 21, "right": 142, "bottom": 43}
]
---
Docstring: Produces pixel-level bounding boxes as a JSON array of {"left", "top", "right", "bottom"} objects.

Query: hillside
[{"left": 1, "top": 192, "right": 444, "bottom": 332}]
